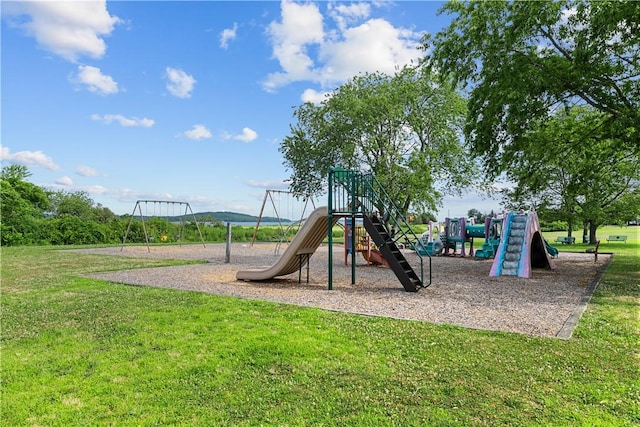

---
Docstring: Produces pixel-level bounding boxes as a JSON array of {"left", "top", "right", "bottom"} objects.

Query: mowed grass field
[{"left": 2, "top": 225, "right": 638, "bottom": 425}]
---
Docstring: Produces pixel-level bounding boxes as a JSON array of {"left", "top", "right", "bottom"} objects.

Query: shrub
[{"left": 540, "top": 220, "right": 569, "bottom": 232}]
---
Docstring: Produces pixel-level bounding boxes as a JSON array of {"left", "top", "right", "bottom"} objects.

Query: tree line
[{"left": 0, "top": 165, "right": 290, "bottom": 246}]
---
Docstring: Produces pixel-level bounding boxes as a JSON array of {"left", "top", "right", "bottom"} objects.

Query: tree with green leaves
[
  {"left": 279, "top": 65, "right": 477, "bottom": 216},
  {"left": 467, "top": 208, "right": 491, "bottom": 223},
  {"left": 500, "top": 106, "right": 640, "bottom": 242},
  {"left": 0, "top": 165, "right": 50, "bottom": 245},
  {"left": 426, "top": 1, "right": 640, "bottom": 175},
  {"left": 0, "top": 166, "right": 127, "bottom": 245},
  {"left": 46, "top": 190, "right": 123, "bottom": 244},
  {"left": 48, "top": 190, "right": 96, "bottom": 219}
]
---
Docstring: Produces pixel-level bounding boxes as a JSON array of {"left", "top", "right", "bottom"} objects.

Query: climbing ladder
[
  {"left": 327, "top": 168, "right": 430, "bottom": 292},
  {"left": 498, "top": 213, "right": 528, "bottom": 276},
  {"left": 363, "top": 214, "right": 423, "bottom": 292}
]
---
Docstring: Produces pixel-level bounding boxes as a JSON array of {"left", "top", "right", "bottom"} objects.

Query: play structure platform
[{"left": 236, "top": 207, "right": 338, "bottom": 281}]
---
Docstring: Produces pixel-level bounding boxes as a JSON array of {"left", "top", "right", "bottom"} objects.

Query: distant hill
[
  {"left": 195, "top": 211, "right": 290, "bottom": 223},
  {"left": 130, "top": 211, "right": 290, "bottom": 223}
]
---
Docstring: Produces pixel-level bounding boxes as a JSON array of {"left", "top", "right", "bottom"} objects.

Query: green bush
[
  {"left": 47, "top": 216, "right": 106, "bottom": 245},
  {"left": 540, "top": 220, "right": 569, "bottom": 232}
]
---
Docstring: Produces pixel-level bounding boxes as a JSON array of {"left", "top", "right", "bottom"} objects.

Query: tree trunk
[{"left": 589, "top": 221, "right": 598, "bottom": 244}]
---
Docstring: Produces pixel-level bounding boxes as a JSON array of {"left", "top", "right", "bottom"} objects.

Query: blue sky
[{"left": 2, "top": 0, "right": 502, "bottom": 219}]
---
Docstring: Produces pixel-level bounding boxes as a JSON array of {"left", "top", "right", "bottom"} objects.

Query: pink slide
[{"left": 236, "top": 207, "right": 338, "bottom": 281}]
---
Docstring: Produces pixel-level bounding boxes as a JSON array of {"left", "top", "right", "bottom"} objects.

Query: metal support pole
[
  {"left": 351, "top": 171, "right": 356, "bottom": 285},
  {"left": 351, "top": 213, "right": 356, "bottom": 285},
  {"left": 186, "top": 203, "right": 206, "bottom": 248},
  {"left": 225, "top": 222, "right": 231, "bottom": 263},
  {"left": 121, "top": 201, "right": 139, "bottom": 251},
  {"left": 328, "top": 169, "right": 333, "bottom": 290},
  {"left": 251, "top": 191, "right": 269, "bottom": 246},
  {"left": 139, "top": 202, "right": 151, "bottom": 253}
]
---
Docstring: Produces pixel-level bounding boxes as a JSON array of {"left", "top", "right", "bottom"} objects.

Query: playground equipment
[
  {"left": 237, "top": 206, "right": 338, "bottom": 281},
  {"left": 121, "top": 200, "right": 206, "bottom": 252},
  {"left": 327, "top": 168, "right": 430, "bottom": 292},
  {"left": 236, "top": 168, "right": 430, "bottom": 292},
  {"left": 414, "top": 221, "right": 444, "bottom": 256},
  {"left": 490, "top": 210, "right": 556, "bottom": 278},
  {"left": 415, "top": 215, "right": 505, "bottom": 260},
  {"left": 251, "top": 189, "right": 317, "bottom": 252},
  {"left": 473, "top": 216, "right": 505, "bottom": 259},
  {"left": 442, "top": 217, "right": 490, "bottom": 257},
  {"left": 343, "top": 218, "right": 389, "bottom": 267},
  {"left": 411, "top": 208, "right": 558, "bottom": 279},
  {"left": 415, "top": 217, "right": 489, "bottom": 257}
]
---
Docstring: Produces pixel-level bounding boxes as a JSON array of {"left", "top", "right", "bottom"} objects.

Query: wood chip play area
[{"left": 78, "top": 242, "right": 610, "bottom": 339}]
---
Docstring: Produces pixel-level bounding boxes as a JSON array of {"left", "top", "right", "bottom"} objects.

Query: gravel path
[{"left": 77, "top": 243, "right": 610, "bottom": 339}]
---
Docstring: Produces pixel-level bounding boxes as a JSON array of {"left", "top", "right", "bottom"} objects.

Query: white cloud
[
  {"left": 235, "top": 127, "right": 258, "bottom": 142},
  {"left": 246, "top": 179, "right": 289, "bottom": 189},
  {"left": 74, "top": 65, "right": 119, "bottom": 95},
  {"left": 263, "top": 1, "right": 423, "bottom": 92},
  {"left": 328, "top": 2, "right": 371, "bottom": 32},
  {"left": 263, "top": 0, "right": 325, "bottom": 92},
  {"left": 301, "top": 88, "right": 330, "bottom": 104},
  {"left": 91, "top": 114, "right": 154, "bottom": 127},
  {"left": 319, "top": 19, "right": 421, "bottom": 82},
  {"left": 83, "top": 185, "right": 109, "bottom": 195},
  {"left": 220, "top": 22, "right": 238, "bottom": 49},
  {"left": 2, "top": 0, "right": 121, "bottom": 62},
  {"left": 222, "top": 127, "right": 258, "bottom": 142},
  {"left": 183, "top": 124, "right": 212, "bottom": 140},
  {"left": 76, "top": 165, "right": 100, "bottom": 177},
  {"left": 0, "top": 146, "right": 59, "bottom": 171},
  {"left": 55, "top": 176, "right": 73, "bottom": 186},
  {"left": 166, "top": 67, "right": 196, "bottom": 98}
]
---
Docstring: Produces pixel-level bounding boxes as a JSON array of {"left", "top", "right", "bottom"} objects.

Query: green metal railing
[{"left": 327, "top": 167, "right": 431, "bottom": 290}]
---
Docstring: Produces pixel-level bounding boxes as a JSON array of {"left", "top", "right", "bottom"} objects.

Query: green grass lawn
[{"left": 2, "top": 232, "right": 639, "bottom": 426}]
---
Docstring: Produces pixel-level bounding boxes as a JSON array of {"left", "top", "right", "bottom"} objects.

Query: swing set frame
[
  {"left": 121, "top": 200, "right": 206, "bottom": 252},
  {"left": 250, "top": 189, "right": 316, "bottom": 248}
]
